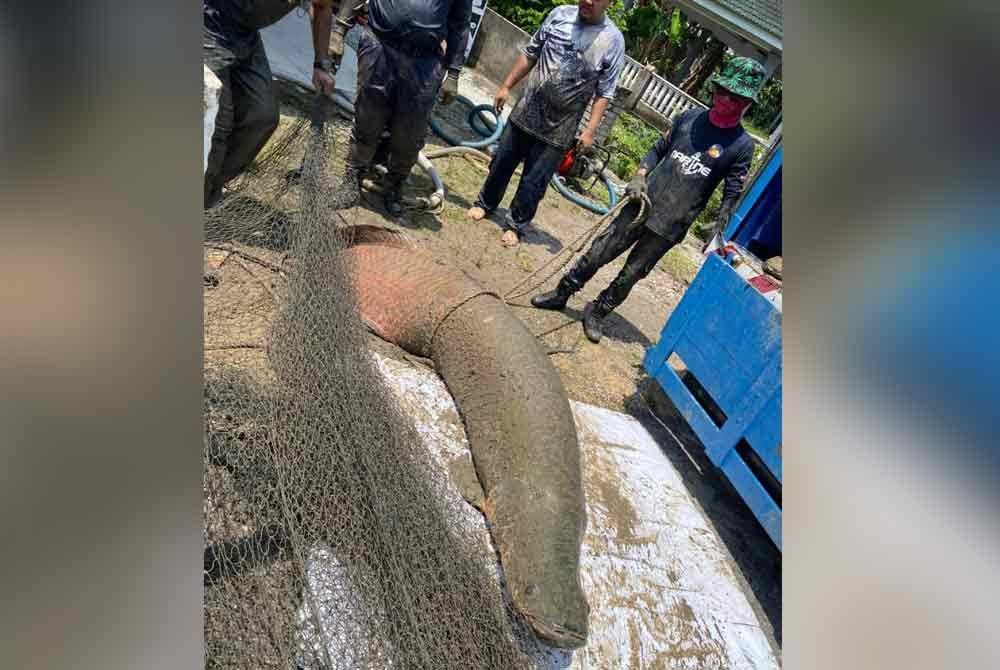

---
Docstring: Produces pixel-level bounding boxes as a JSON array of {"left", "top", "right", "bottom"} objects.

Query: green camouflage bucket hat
[{"left": 712, "top": 56, "right": 767, "bottom": 101}]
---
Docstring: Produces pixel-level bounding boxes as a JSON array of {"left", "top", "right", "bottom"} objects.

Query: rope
[
  {"left": 500, "top": 194, "right": 650, "bottom": 353},
  {"left": 503, "top": 195, "right": 649, "bottom": 302},
  {"left": 503, "top": 196, "right": 645, "bottom": 301}
]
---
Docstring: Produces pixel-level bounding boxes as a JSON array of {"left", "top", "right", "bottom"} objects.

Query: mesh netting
[{"left": 203, "top": 93, "right": 533, "bottom": 669}]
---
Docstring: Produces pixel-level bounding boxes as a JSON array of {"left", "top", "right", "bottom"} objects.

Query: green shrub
[{"left": 606, "top": 113, "right": 661, "bottom": 180}]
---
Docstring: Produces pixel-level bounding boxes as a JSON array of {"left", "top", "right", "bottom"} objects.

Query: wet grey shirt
[{"left": 509, "top": 5, "right": 625, "bottom": 150}]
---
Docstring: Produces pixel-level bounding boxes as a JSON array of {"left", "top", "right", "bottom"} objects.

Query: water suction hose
[
  {"left": 551, "top": 174, "right": 618, "bottom": 215},
  {"left": 429, "top": 96, "right": 504, "bottom": 149},
  {"left": 361, "top": 154, "right": 445, "bottom": 211},
  {"left": 428, "top": 96, "right": 619, "bottom": 214}
]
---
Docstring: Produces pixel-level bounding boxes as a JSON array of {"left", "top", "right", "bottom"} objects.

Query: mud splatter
[
  {"left": 582, "top": 447, "right": 657, "bottom": 548},
  {"left": 606, "top": 587, "right": 663, "bottom": 615},
  {"left": 647, "top": 598, "right": 730, "bottom": 668},
  {"left": 627, "top": 617, "right": 642, "bottom": 669}
]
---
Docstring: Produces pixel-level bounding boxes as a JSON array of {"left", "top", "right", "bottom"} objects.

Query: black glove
[
  {"left": 625, "top": 172, "right": 647, "bottom": 201},
  {"left": 441, "top": 69, "right": 460, "bottom": 105}
]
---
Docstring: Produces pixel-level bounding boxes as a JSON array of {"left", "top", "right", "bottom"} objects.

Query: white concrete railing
[
  {"left": 617, "top": 57, "right": 770, "bottom": 147},
  {"left": 619, "top": 56, "right": 708, "bottom": 121},
  {"left": 578, "top": 56, "right": 707, "bottom": 146}
]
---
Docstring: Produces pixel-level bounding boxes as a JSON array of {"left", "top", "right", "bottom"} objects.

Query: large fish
[{"left": 341, "top": 226, "right": 590, "bottom": 648}]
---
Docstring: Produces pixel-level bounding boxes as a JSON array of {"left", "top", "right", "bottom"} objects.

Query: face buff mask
[{"left": 709, "top": 89, "right": 752, "bottom": 128}]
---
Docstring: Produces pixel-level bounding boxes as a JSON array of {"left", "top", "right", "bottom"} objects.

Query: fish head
[{"left": 516, "top": 579, "right": 590, "bottom": 649}]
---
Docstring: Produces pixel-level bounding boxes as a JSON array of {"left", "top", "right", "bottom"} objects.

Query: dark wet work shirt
[
  {"left": 367, "top": 0, "right": 474, "bottom": 71},
  {"left": 640, "top": 109, "right": 754, "bottom": 240},
  {"left": 204, "top": 0, "right": 301, "bottom": 53},
  {"left": 509, "top": 5, "right": 625, "bottom": 150}
]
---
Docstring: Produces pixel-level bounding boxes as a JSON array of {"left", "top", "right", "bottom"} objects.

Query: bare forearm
[
  {"left": 502, "top": 53, "right": 535, "bottom": 90},
  {"left": 312, "top": 1, "right": 333, "bottom": 62},
  {"left": 586, "top": 97, "right": 610, "bottom": 134}
]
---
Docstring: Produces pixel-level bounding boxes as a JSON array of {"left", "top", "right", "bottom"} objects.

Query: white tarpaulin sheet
[
  {"left": 260, "top": 10, "right": 361, "bottom": 107},
  {"left": 300, "top": 353, "right": 780, "bottom": 669}
]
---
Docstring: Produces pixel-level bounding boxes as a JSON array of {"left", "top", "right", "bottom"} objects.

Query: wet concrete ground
[{"left": 373, "top": 353, "right": 780, "bottom": 669}]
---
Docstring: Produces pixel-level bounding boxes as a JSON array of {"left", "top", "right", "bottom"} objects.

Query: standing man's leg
[
  {"left": 583, "top": 227, "right": 679, "bottom": 342},
  {"left": 468, "top": 123, "right": 528, "bottom": 222},
  {"left": 499, "top": 138, "right": 565, "bottom": 246},
  {"left": 213, "top": 35, "right": 280, "bottom": 196},
  {"left": 382, "top": 51, "right": 445, "bottom": 216},
  {"left": 204, "top": 39, "right": 237, "bottom": 208},
  {"left": 531, "top": 200, "right": 644, "bottom": 309},
  {"left": 338, "top": 29, "right": 393, "bottom": 208}
]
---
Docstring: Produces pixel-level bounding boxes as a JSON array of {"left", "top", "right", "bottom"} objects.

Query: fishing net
[{"left": 202, "top": 89, "right": 532, "bottom": 669}]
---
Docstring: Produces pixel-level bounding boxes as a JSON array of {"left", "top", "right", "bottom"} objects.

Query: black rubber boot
[
  {"left": 582, "top": 301, "right": 611, "bottom": 343},
  {"left": 382, "top": 175, "right": 405, "bottom": 217},
  {"left": 531, "top": 277, "right": 577, "bottom": 311},
  {"left": 383, "top": 187, "right": 404, "bottom": 217}
]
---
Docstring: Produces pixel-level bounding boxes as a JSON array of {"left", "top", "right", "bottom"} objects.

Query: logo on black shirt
[
  {"left": 707, "top": 144, "right": 723, "bottom": 159},
  {"left": 670, "top": 150, "right": 713, "bottom": 177}
]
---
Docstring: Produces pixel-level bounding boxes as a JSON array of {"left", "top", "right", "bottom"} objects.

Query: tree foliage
[
  {"left": 692, "top": 51, "right": 782, "bottom": 131},
  {"left": 490, "top": 0, "right": 568, "bottom": 34},
  {"left": 747, "top": 79, "right": 782, "bottom": 131}
]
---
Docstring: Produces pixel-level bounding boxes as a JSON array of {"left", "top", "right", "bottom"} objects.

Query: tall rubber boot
[
  {"left": 582, "top": 299, "right": 613, "bottom": 343},
  {"left": 382, "top": 175, "right": 404, "bottom": 217},
  {"left": 531, "top": 276, "right": 578, "bottom": 311}
]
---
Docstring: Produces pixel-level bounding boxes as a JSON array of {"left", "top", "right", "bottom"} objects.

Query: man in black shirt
[
  {"left": 532, "top": 56, "right": 768, "bottom": 343},
  {"left": 336, "top": 0, "right": 473, "bottom": 215},
  {"left": 203, "top": 1, "right": 340, "bottom": 209}
]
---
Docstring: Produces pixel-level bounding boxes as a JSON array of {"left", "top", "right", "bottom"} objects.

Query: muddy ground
[
  {"left": 204, "top": 97, "right": 781, "bottom": 652},
  {"left": 357, "top": 144, "right": 700, "bottom": 414}
]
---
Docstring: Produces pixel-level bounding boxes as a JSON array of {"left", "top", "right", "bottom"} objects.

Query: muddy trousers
[
  {"left": 347, "top": 29, "right": 445, "bottom": 187},
  {"left": 474, "top": 123, "right": 565, "bottom": 234},
  {"left": 204, "top": 33, "right": 279, "bottom": 208},
  {"left": 563, "top": 200, "right": 683, "bottom": 310}
]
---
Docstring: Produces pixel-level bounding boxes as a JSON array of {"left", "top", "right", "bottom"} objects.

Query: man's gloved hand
[
  {"left": 441, "top": 69, "right": 460, "bottom": 105},
  {"left": 625, "top": 172, "right": 647, "bottom": 202}
]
